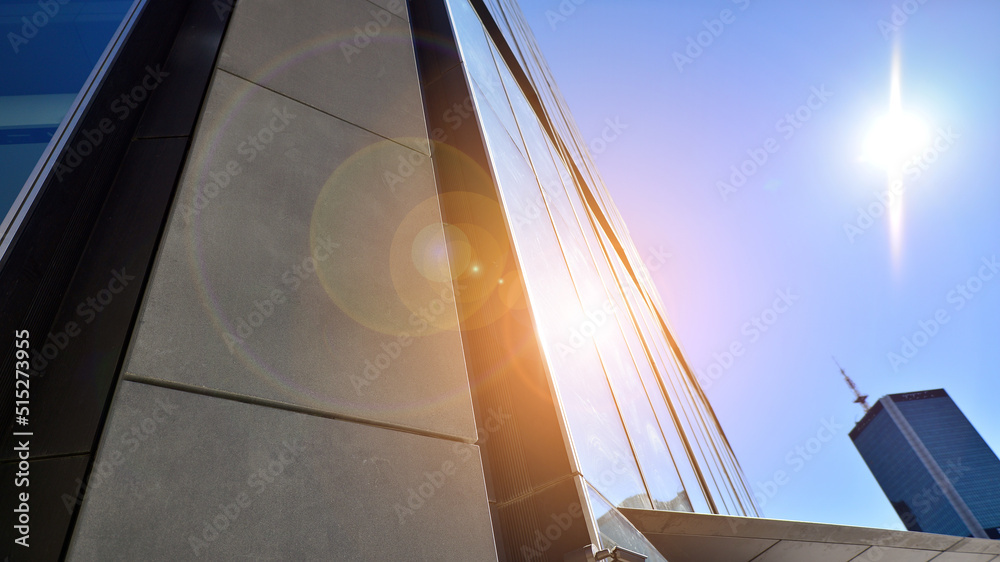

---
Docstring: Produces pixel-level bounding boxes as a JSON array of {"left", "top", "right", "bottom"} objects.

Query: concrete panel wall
[
  {"left": 67, "top": 382, "right": 496, "bottom": 560},
  {"left": 68, "top": 0, "right": 497, "bottom": 558}
]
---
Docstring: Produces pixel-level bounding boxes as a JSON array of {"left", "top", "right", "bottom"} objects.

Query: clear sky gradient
[{"left": 518, "top": 0, "right": 1000, "bottom": 530}]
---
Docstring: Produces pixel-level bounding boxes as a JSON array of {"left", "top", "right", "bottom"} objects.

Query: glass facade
[
  {"left": 586, "top": 484, "right": 668, "bottom": 562},
  {"left": 0, "top": 0, "right": 134, "bottom": 227},
  {"left": 851, "top": 389, "right": 1000, "bottom": 538},
  {"left": 443, "top": 0, "right": 758, "bottom": 523},
  {"left": 0, "top": 0, "right": 768, "bottom": 557}
]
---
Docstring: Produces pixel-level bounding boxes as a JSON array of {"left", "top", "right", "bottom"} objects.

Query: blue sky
[{"left": 518, "top": 0, "right": 1000, "bottom": 529}]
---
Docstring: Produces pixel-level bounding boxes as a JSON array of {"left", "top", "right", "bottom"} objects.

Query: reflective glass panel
[
  {"left": 0, "top": 0, "right": 134, "bottom": 219},
  {"left": 587, "top": 484, "right": 669, "bottom": 562},
  {"left": 479, "top": 3, "right": 696, "bottom": 513},
  {"left": 443, "top": 0, "right": 524, "bottom": 157},
  {"left": 470, "top": 79, "right": 650, "bottom": 508}
]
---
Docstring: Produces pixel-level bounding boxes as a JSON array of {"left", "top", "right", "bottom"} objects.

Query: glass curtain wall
[
  {"left": 487, "top": 0, "right": 760, "bottom": 517},
  {"left": 443, "top": 0, "right": 759, "bottom": 518}
]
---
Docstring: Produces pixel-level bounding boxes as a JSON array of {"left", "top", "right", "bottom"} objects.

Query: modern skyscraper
[
  {"left": 850, "top": 389, "right": 1000, "bottom": 539},
  {"left": 0, "top": 0, "right": 759, "bottom": 558}
]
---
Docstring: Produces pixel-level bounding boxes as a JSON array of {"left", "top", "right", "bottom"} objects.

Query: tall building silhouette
[{"left": 851, "top": 389, "right": 1000, "bottom": 539}]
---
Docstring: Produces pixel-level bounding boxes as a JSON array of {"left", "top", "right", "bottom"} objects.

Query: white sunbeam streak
[{"left": 861, "top": 41, "right": 932, "bottom": 270}]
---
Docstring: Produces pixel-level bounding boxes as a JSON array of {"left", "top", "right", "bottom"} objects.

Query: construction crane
[{"left": 833, "top": 357, "right": 870, "bottom": 413}]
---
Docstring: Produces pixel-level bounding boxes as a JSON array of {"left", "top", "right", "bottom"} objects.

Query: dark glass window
[
  {"left": 852, "top": 406, "right": 969, "bottom": 535},
  {"left": 896, "top": 395, "right": 1000, "bottom": 530},
  {"left": 0, "top": 0, "right": 134, "bottom": 222}
]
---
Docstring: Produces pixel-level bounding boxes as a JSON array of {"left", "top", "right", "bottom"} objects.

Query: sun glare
[
  {"left": 862, "top": 110, "right": 930, "bottom": 169},
  {"left": 858, "top": 43, "right": 935, "bottom": 269}
]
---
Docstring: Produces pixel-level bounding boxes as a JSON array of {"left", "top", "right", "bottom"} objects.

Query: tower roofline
[
  {"left": 848, "top": 388, "right": 950, "bottom": 440},
  {"left": 849, "top": 399, "right": 886, "bottom": 440},
  {"left": 886, "top": 388, "right": 948, "bottom": 402}
]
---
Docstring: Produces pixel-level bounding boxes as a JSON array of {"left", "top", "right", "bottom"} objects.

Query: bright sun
[
  {"left": 862, "top": 109, "right": 931, "bottom": 169},
  {"left": 861, "top": 43, "right": 934, "bottom": 268},
  {"left": 862, "top": 43, "right": 933, "bottom": 171}
]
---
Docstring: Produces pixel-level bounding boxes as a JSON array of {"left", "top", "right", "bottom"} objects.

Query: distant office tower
[{"left": 850, "top": 389, "right": 1000, "bottom": 539}]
